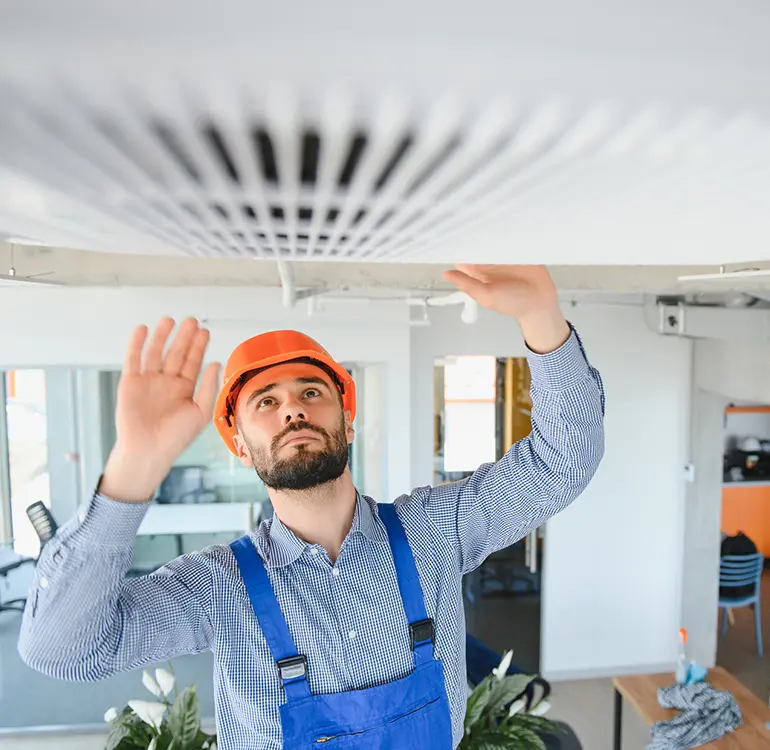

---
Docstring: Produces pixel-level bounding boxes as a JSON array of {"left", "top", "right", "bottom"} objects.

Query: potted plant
[
  {"left": 461, "top": 650, "right": 562, "bottom": 750},
  {"left": 103, "top": 664, "right": 217, "bottom": 750}
]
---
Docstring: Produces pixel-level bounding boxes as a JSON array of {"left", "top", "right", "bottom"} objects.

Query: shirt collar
[{"left": 260, "top": 491, "right": 389, "bottom": 569}]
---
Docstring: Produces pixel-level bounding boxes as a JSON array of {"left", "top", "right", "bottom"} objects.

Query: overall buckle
[
  {"left": 276, "top": 655, "right": 308, "bottom": 682},
  {"left": 409, "top": 618, "right": 435, "bottom": 650}
]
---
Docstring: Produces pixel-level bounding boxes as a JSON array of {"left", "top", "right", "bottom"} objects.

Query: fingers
[
  {"left": 123, "top": 325, "right": 148, "bottom": 374},
  {"left": 443, "top": 269, "right": 491, "bottom": 304},
  {"left": 163, "top": 318, "right": 201, "bottom": 376},
  {"left": 142, "top": 317, "right": 176, "bottom": 373},
  {"left": 194, "top": 361, "right": 222, "bottom": 419},
  {"left": 453, "top": 264, "right": 493, "bottom": 281},
  {"left": 181, "top": 327, "right": 211, "bottom": 383}
]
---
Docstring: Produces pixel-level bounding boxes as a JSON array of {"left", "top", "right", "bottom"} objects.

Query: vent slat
[{"left": 1, "top": 84, "right": 752, "bottom": 263}]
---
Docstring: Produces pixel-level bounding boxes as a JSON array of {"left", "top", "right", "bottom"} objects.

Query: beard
[{"left": 244, "top": 416, "right": 350, "bottom": 491}]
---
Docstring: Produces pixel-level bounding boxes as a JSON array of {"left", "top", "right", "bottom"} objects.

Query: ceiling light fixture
[{"left": 677, "top": 266, "right": 770, "bottom": 282}]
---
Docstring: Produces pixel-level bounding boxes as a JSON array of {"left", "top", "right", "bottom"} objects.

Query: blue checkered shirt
[{"left": 18, "top": 327, "right": 605, "bottom": 749}]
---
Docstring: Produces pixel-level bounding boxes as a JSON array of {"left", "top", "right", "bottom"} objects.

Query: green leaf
[
  {"left": 485, "top": 674, "right": 535, "bottom": 716},
  {"left": 464, "top": 730, "right": 518, "bottom": 749},
  {"left": 501, "top": 726, "right": 547, "bottom": 750},
  {"left": 168, "top": 686, "right": 201, "bottom": 750},
  {"left": 105, "top": 724, "right": 133, "bottom": 750},
  {"left": 465, "top": 679, "right": 494, "bottom": 732},
  {"left": 506, "top": 713, "right": 562, "bottom": 736}
]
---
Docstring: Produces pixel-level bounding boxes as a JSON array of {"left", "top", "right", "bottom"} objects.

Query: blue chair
[{"left": 718, "top": 553, "right": 765, "bottom": 656}]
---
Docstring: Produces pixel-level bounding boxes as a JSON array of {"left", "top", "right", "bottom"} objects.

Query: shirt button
[
  {"left": 332, "top": 567, "right": 340, "bottom": 577},
  {"left": 311, "top": 548, "right": 319, "bottom": 556},
  {"left": 348, "top": 630, "right": 356, "bottom": 640},
  {"left": 39, "top": 577, "right": 50, "bottom": 589}
]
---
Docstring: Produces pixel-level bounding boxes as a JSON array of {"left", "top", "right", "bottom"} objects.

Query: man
[{"left": 18, "top": 265, "right": 605, "bottom": 749}]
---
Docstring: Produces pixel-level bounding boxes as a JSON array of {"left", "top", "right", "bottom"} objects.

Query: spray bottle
[{"left": 675, "top": 628, "right": 688, "bottom": 684}]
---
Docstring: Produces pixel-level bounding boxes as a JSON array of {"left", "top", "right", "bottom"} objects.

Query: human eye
[
  {"left": 303, "top": 387, "right": 322, "bottom": 399},
  {"left": 257, "top": 396, "right": 276, "bottom": 409}
]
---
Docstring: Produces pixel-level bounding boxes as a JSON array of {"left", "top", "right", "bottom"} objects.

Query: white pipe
[
  {"left": 276, "top": 260, "right": 296, "bottom": 308},
  {"left": 460, "top": 298, "right": 479, "bottom": 324},
  {"left": 424, "top": 291, "right": 469, "bottom": 307}
]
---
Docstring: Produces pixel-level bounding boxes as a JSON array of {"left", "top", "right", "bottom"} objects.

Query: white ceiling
[{"left": 1, "top": 1, "right": 769, "bottom": 271}]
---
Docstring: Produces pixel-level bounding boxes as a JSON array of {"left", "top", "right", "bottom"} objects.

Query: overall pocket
[{"left": 314, "top": 696, "right": 441, "bottom": 744}]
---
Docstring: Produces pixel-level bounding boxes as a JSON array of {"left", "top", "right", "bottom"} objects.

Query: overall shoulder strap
[
  {"left": 229, "top": 536, "right": 311, "bottom": 700},
  {"left": 377, "top": 504, "right": 435, "bottom": 666}
]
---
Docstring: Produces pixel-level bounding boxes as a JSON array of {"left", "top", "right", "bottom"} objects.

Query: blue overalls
[{"left": 229, "top": 502, "right": 454, "bottom": 749}]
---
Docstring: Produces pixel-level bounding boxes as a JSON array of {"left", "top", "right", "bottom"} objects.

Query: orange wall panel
[{"left": 722, "top": 485, "right": 770, "bottom": 557}]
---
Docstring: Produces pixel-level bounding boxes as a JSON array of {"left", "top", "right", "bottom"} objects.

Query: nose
[{"left": 279, "top": 395, "right": 307, "bottom": 425}]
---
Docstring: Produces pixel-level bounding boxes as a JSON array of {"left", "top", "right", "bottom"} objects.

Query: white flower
[
  {"left": 155, "top": 667, "right": 175, "bottom": 697},
  {"left": 508, "top": 698, "right": 526, "bottom": 717},
  {"left": 148, "top": 739, "right": 158, "bottom": 750},
  {"left": 530, "top": 700, "right": 551, "bottom": 717},
  {"left": 142, "top": 669, "right": 162, "bottom": 697},
  {"left": 128, "top": 699, "right": 166, "bottom": 730},
  {"left": 103, "top": 707, "right": 119, "bottom": 723},
  {"left": 492, "top": 650, "right": 513, "bottom": 680}
]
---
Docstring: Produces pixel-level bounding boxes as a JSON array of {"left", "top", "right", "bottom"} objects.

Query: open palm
[
  {"left": 443, "top": 264, "right": 559, "bottom": 320},
  {"left": 111, "top": 318, "right": 221, "bottom": 482}
]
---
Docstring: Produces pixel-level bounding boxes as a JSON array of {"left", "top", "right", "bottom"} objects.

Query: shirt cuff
[
  {"left": 72, "top": 492, "right": 151, "bottom": 552},
  {"left": 525, "top": 324, "right": 591, "bottom": 390}
]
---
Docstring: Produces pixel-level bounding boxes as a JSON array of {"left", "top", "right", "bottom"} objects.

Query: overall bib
[{"left": 229, "top": 503, "right": 454, "bottom": 749}]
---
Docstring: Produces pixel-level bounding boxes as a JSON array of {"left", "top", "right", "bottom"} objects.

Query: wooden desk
[{"left": 613, "top": 668, "right": 770, "bottom": 749}]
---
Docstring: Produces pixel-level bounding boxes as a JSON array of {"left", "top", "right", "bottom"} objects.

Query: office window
[{"left": 4, "top": 370, "right": 50, "bottom": 557}]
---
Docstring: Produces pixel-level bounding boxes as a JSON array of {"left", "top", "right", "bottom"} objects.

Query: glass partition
[
  {"left": 4, "top": 370, "right": 50, "bottom": 558},
  {"left": 0, "top": 361, "right": 383, "bottom": 732}
]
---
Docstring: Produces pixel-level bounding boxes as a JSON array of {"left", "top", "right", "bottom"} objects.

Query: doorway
[
  {"left": 434, "top": 355, "right": 543, "bottom": 673},
  {"left": 716, "top": 401, "right": 770, "bottom": 699}
]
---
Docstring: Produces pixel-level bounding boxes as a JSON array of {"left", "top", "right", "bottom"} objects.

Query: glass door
[{"left": 434, "top": 355, "right": 543, "bottom": 673}]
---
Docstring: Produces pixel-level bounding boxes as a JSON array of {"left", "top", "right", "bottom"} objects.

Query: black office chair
[
  {"left": 0, "top": 550, "right": 34, "bottom": 614},
  {"left": 26, "top": 501, "right": 58, "bottom": 547}
]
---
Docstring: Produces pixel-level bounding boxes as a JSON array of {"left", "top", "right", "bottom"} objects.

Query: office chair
[
  {"left": 0, "top": 546, "right": 34, "bottom": 614},
  {"left": 26, "top": 501, "right": 58, "bottom": 546},
  {"left": 718, "top": 552, "right": 765, "bottom": 656}
]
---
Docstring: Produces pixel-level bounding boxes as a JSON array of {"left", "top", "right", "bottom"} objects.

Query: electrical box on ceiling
[{"left": 1, "top": 0, "right": 770, "bottom": 267}]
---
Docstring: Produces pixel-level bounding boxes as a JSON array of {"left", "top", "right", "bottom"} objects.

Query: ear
[
  {"left": 232, "top": 433, "right": 254, "bottom": 468},
  {"left": 344, "top": 410, "right": 355, "bottom": 445}
]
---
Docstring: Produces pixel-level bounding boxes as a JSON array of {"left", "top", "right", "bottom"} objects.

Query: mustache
[{"left": 271, "top": 421, "right": 328, "bottom": 452}]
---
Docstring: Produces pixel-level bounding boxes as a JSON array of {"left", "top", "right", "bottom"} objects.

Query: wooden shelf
[{"left": 725, "top": 405, "right": 770, "bottom": 414}]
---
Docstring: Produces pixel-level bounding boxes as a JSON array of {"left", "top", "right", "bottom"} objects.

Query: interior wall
[
  {"left": 695, "top": 338, "right": 770, "bottom": 404},
  {"left": 411, "top": 302, "right": 691, "bottom": 679},
  {"left": 3, "top": 285, "right": 696, "bottom": 681},
  {"left": 0, "top": 286, "right": 413, "bottom": 503},
  {"left": 681, "top": 385, "right": 725, "bottom": 668}
]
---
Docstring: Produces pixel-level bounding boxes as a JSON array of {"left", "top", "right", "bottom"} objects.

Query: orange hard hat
[{"left": 213, "top": 330, "right": 356, "bottom": 454}]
